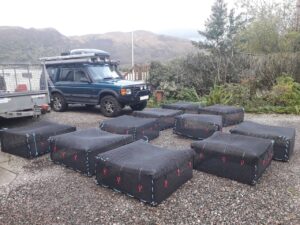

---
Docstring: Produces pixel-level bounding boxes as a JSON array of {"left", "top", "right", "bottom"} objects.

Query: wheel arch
[
  {"left": 50, "top": 89, "right": 65, "bottom": 99},
  {"left": 98, "top": 90, "right": 119, "bottom": 103}
]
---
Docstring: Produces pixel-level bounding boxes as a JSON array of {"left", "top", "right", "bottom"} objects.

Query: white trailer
[{"left": 0, "top": 64, "right": 50, "bottom": 119}]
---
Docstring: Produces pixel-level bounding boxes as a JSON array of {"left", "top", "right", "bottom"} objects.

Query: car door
[
  {"left": 54, "top": 68, "right": 75, "bottom": 102},
  {"left": 71, "top": 69, "right": 98, "bottom": 104}
]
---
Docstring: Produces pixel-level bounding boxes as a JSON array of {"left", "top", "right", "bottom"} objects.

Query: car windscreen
[{"left": 88, "top": 65, "right": 120, "bottom": 81}]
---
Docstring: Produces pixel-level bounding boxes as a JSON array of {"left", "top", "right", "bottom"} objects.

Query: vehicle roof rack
[
  {"left": 70, "top": 49, "right": 110, "bottom": 56},
  {"left": 39, "top": 49, "right": 115, "bottom": 65}
]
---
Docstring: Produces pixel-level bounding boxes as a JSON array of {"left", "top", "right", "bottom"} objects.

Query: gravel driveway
[{"left": 0, "top": 106, "right": 299, "bottom": 224}]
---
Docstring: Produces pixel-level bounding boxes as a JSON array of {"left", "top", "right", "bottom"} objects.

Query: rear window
[{"left": 46, "top": 67, "right": 58, "bottom": 82}]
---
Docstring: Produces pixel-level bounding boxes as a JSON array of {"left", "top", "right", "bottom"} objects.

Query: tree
[
  {"left": 236, "top": 17, "right": 280, "bottom": 54},
  {"left": 194, "top": 0, "right": 228, "bottom": 54},
  {"left": 194, "top": 0, "right": 245, "bottom": 83},
  {"left": 235, "top": 0, "right": 299, "bottom": 54}
]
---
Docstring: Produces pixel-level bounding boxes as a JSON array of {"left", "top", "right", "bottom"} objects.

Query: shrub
[
  {"left": 175, "top": 87, "right": 201, "bottom": 102},
  {"left": 205, "top": 83, "right": 250, "bottom": 106},
  {"left": 268, "top": 75, "right": 300, "bottom": 106}
]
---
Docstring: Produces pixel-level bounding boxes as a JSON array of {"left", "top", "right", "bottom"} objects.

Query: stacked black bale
[
  {"left": 198, "top": 104, "right": 244, "bottom": 127},
  {"left": 100, "top": 115, "right": 159, "bottom": 141},
  {"left": 191, "top": 132, "right": 273, "bottom": 185},
  {"left": 50, "top": 128, "right": 133, "bottom": 176},
  {"left": 0, "top": 121, "right": 76, "bottom": 158},
  {"left": 95, "top": 140, "right": 195, "bottom": 206},
  {"left": 132, "top": 108, "right": 183, "bottom": 130},
  {"left": 230, "top": 121, "right": 296, "bottom": 162},
  {"left": 161, "top": 102, "right": 202, "bottom": 114},
  {"left": 174, "top": 114, "right": 222, "bottom": 139}
]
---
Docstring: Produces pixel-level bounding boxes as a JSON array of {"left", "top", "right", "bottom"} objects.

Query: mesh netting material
[
  {"left": 95, "top": 140, "right": 194, "bottom": 206},
  {"left": 161, "top": 102, "right": 203, "bottom": 114},
  {"left": 174, "top": 114, "right": 222, "bottom": 139},
  {"left": 49, "top": 128, "right": 133, "bottom": 176},
  {"left": 191, "top": 132, "right": 273, "bottom": 185},
  {"left": 0, "top": 121, "right": 76, "bottom": 158},
  {"left": 100, "top": 115, "right": 160, "bottom": 141},
  {"left": 132, "top": 108, "right": 183, "bottom": 130},
  {"left": 230, "top": 121, "right": 296, "bottom": 162},
  {"left": 198, "top": 104, "right": 244, "bottom": 127}
]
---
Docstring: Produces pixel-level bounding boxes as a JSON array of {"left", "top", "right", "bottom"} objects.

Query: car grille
[{"left": 132, "top": 85, "right": 148, "bottom": 97}]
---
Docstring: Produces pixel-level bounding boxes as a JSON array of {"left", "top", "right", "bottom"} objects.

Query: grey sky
[{"left": 0, "top": 0, "right": 238, "bottom": 36}]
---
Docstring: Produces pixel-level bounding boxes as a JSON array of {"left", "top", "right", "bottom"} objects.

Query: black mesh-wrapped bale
[
  {"left": 100, "top": 115, "right": 159, "bottom": 141},
  {"left": 191, "top": 132, "right": 273, "bottom": 185},
  {"left": 174, "top": 114, "right": 222, "bottom": 139},
  {"left": 230, "top": 121, "right": 296, "bottom": 162},
  {"left": 161, "top": 102, "right": 202, "bottom": 114},
  {"left": 198, "top": 104, "right": 244, "bottom": 126},
  {"left": 0, "top": 121, "right": 76, "bottom": 158},
  {"left": 95, "top": 140, "right": 194, "bottom": 206},
  {"left": 49, "top": 128, "right": 133, "bottom": 176},
  {"left": 132, "top": 108, "right": 183, "bottom": 130}
]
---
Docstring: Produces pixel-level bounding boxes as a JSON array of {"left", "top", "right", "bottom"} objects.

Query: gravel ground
[{"left": 0, "top": 106, "right": 300, "bottom": 225}]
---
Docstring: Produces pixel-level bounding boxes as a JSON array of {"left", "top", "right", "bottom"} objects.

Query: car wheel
[
  {"left": 100, "top": 95, "right": 122, "bottom": 117},
  {"left": 52, "top": 93, "right": 68, "bottom": 112},
  {"left": 130, "top": 101, "right": 147, "bottom": 111}
]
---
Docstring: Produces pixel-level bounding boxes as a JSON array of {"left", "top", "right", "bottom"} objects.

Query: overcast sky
[{"left": 1, "top": 0, "right": 236, "bottom": 36}]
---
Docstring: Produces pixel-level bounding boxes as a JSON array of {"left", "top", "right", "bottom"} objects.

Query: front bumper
[{"left": 117, "top": 90, "right": 151, "bottom": 105}]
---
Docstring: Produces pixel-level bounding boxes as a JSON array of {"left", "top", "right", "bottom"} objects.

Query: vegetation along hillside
[{"left": 0, "top": 27, "right": 195, "bottom": 65}]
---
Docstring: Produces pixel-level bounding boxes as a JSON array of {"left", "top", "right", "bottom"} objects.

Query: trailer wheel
[{"left": 52, "top": 93, "right": 67, "bottom": 112}]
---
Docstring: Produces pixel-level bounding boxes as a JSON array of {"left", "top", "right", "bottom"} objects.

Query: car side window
[
  {"left": 74, "top": 70, "right": 89, "bottom": 82},
  {"left": 59, "top": 69, "right": 74, "bottom": 82}
]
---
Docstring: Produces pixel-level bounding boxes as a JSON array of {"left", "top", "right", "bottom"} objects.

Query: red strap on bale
[
  {"left": 164, "top": 180, "right": 168, "bottom": 188},
  {"left": 73, "top": 154, "right": 78, "bottom": 161},
  {"left": 116, "top": 176, "right": 121, "bottom": 185},
  {"left": 102, "top": 168, "right": 108, "bottom": 176},
  {"left": 221, "top": 156, "right": 227, "bottom": 163},
  {"left": 176, "top": 168, "right": 181, "bottom": 176},
  {"left": 240, "top": 159, "right": 245, "bottom": 166},
  {"left": 137, "top": 184, "right": 143, "bottom": 192}
]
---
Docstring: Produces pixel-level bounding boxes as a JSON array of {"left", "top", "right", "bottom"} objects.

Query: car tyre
[
  {"left": 52, "top": 93, "right": 68, "bottom": 112},
  {"left": 100, "top": 95, "right": 122, "bottom": 117},
  {"left": 130, "top": 101, "right": 147, "bottom": 111}
]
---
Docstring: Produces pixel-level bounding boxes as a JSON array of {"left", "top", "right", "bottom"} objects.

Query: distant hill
[{"left": 0, "top": 27, "right": 196, "bottom": 66}]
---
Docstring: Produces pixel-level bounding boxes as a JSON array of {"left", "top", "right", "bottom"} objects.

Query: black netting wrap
[
  {"left": 95, "top": 140, "right": 195, "bottom": 206},
  {"left": 0, "top": 121, "right": 76, "bottom": 158},
  {"left": 191, "top": 132, "right": 273, "bottom": 185},
  {"left": 132, "top": 108, "right": 183, "bottom": 130},
  {"left": 161, "top": 102, "right": 203, "bottom": 114},
  {"left": 230, "top": 121, "right": 296, "bottom": 162},
  {"left": 49, "top": 128, "right": 133, "bottom": 176},
  {"left": 198, "top": 104, "right": 244, "bottom": 127},
  {"left": 100, "top": 115, "right": 159, "bottom": 141},
  {"left": 174, "top": 114, "right": 222, "bottom": 139}
]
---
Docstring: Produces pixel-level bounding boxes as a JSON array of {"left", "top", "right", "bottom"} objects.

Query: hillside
[{"left": 0, "top": 27, "right": 195, "bottom": 66}]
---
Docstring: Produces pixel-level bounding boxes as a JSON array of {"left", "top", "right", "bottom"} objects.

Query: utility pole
[
  {"left": 131, "top": 31, "right": 135, "bottom": 80},
  {"left": 297, "top": 0, "right": 300, "bottom": 31}
]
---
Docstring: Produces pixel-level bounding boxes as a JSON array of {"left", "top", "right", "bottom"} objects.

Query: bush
[
  {"left": 175, "top": 87, "right": 201, "bottom": 102},
  {"left": 268, "top": 75, "right": 300, "bottom": 106},
  {"left": 204, "top": 74, "right": 300, "bottom": 114},
  {"left": 204, "top": 83, "right": 250, "bottom": 106}
]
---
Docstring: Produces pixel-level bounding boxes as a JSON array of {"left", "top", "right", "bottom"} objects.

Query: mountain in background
[
  {"left": 0, "top": 27, "right": 196, "bottom": 66},
  {"left": 158, "top": 28, "right": 201, "bottom": 41}
]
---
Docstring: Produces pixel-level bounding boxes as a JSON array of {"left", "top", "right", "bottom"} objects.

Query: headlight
[
  {"left": 120, "top": 88, "right": 132, "bottom": 95},
  {"left": 140, "top": 85, "right": 147, "bottom": 90}
]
